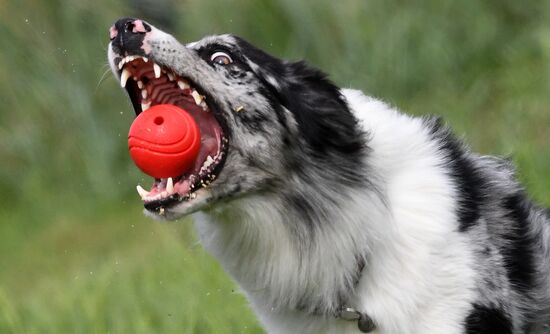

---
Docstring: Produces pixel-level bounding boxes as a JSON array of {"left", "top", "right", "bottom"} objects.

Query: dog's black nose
[
  {"left": 109, "top": 18, "right": 151, "bottom": 55},
  {"left": 110, "top": 18, "right": 151, "bottom": 40}
]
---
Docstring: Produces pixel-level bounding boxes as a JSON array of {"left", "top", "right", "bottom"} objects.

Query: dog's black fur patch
[
  {"left": 233, "top": 38, "right": 368, "bottom": 184},
  {"left": 464, "top": 304, "right": 513, "bottom": 334},
  {"left": 500, "top": 193, "right": 537, "bottom": 294},
  {"left": 423, "top": 117, "right": 485, "bottom": 232}
]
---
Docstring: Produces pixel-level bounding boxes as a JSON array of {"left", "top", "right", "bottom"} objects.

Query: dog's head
[{"left": 108, "top": 18, "right": 366, "bottom": 220}]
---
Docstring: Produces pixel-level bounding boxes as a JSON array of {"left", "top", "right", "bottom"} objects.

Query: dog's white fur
[{"left": 192, "top": 90, "right": 479, "bottom": 333}]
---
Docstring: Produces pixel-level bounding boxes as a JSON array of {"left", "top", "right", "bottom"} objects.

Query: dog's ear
[
  {"left": 274, "top": 61, "right": 365, "bottom": 156},
  {"left": 235, "top": 37, "right": 365, "bottom": 157}
]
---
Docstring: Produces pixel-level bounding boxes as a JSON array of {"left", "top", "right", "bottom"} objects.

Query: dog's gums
[{"left": 118, "top": 55, "right": 228, "bottom": 211}]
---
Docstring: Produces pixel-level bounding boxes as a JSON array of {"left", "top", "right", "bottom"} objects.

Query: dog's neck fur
[
  {"left": 192, "top": 91, "right": 392, "bottom": 317},
  {"left": 193, "top": 160, "right": 388, "bottom": 316}
]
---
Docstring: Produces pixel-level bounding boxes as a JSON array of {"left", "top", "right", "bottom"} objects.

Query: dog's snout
[{"left": 109, "top": 18, "right": 151, "bottom": 55}]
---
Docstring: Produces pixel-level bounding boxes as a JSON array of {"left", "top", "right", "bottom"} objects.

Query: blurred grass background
[{"left": 0, "top": 0, "right": 549, "bottom": 332}]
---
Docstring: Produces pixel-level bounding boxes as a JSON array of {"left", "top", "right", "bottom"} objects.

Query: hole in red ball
[{"left": 154, "top": 116, "right": 164, "bottom": 125}]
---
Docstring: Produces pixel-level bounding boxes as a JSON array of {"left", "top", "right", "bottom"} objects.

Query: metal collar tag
[{"left": 337, "top": 307, "right": 376, "bottom": 333}]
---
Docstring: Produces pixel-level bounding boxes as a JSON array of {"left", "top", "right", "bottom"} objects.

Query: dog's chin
[
  {"left": 143, "top": 188, "right": 214, "bottom": 220},
  {"left": 143, "top": 184, "right": 247, "bottom": 220}
]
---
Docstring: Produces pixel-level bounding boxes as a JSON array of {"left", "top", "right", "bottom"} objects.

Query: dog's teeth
[
  {"left": 191, "top": 90, "right": 203, "bottom": 105},
  {"left": 142, "top": 57, "right": 148, "bottom": 63},
  {"left": 118, "top": 56, "right": 128, "bottom": 70},
  {"left": 177, "top": 80, "right": 189, "bottom": 90},
  {"left": 153, "top": 63, "right": 161, "bottom": 78},
  {"left": 200, "top": 101, "right": 208, "bottom": 111},
  {"left": 190, "top": 193, "right": 196, "bottom": 199},
  {"left": 137, "top": 80, "right": 144, "bottom": 89},
  {"left": 141, "top": 101, "right": 151, "bottom": 111},
  {"left": 167, "top": 72, "right": 175, "bottom": 81},
  {"left": 166, "top": 177, "right": 174, "bottom": 194},
  {"left": 120, "top": 68, "right": 131, "bottom": 88},
  {"left": 206, "top": 155, "right": 214, "bottom": 166},
  {"left": 136, "top": 185, "right": 149, "bottom": 199},
  {"left": 141, "top": 89, "right": 148, "bottom": 99}
]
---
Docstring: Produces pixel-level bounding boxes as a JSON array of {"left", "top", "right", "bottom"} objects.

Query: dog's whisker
[{"left": 95, "top": 66, "right": 114, "bottom": 92}]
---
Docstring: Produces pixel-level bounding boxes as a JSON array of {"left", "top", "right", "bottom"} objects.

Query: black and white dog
[{"left": 108, "top": 18, "right": 550, "bottom": 334}]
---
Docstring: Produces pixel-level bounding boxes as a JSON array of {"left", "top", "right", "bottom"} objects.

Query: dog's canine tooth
[
  {"left": 136, "top": 185, "right": 149, "bottom": 199},
  {"left": 177, "top": 80, "right": 189, "bottom": 90},
  {"left": 166, "top": 177, "right": 174, "bottom": 194},
  {"left": 137, "top": 80, "right": 144, "bottom": 89},
  {"left": 142, "top": 57, "right": 148, "bottom": 63},
  {"left": 167, "top": 72, "right": 175, "bottom": 81},
  {"left": 141, "top": 89, "right": 147, "bottom": 99},
  {"left": 153, "top": 63, "right": 161, "bottom": 78},
  {"left": 141, "top": 101, "right": 151, "bottom": 111},
  {"left": 191, "top": 90, "right": 203, "bottom": 105},
  {"left": 120, "top": 68, "right": 131, "bottom": 88}
]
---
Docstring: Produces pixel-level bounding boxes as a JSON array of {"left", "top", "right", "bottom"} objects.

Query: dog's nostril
[{"left": 124, "top": 21, "right": 135, "bottom": 33}]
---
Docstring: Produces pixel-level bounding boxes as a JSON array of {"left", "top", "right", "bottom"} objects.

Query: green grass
[
  {"left": 0, "top": 206, "right": 263, "bottom": 333},
  {"left": 0, "top": 0, "right": 549, "bottom": 332}
]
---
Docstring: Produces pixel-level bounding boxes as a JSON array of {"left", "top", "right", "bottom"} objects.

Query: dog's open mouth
[{"left": 117, "top": 55, "right": 228, "bottom": 212}]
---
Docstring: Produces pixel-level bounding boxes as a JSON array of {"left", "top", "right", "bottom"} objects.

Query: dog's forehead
[{"left": 185, "top": 34, "right": 238, "bottom": 50}]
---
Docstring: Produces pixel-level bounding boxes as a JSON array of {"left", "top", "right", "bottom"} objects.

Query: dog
[{"left": 108, "top": 18, "right": 550, "bottom": 333}]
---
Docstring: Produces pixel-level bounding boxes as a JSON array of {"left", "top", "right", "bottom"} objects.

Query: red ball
[{"left": 128, "top": 104, "right": 201, "bottom": 178}]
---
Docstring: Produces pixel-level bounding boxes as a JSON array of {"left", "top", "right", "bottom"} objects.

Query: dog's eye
[{"left": 210, "top": 51, "right": 233, "bottom": 65}]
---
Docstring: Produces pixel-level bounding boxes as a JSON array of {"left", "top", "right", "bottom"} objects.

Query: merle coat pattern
[{"left": 108, "top": 18, "right": 550, "bottom": 334}]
